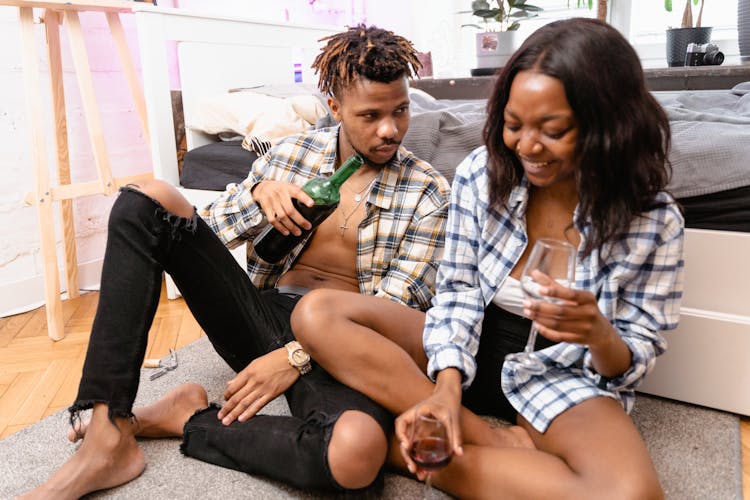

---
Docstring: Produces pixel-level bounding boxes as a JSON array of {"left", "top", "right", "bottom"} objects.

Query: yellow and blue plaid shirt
[
  {"left": 424, "top": 147, "right": 685, "bottom": 432},
  {"left": 200, "top": 126, "right": 451, "bottom": 311}
]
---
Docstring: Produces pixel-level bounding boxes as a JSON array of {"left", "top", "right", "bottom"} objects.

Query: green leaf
[
  {"left": 473, "top": 8, "right": 500, "bottom": 18},
  {"left": 509, "top": 10, "right": 536, "bottom": 18},
  {"left": 467, "top": 0, "right": 544, "bottom": 31},
  {"left": 665, "top": 0, "right": 672, "bottom": 12}
]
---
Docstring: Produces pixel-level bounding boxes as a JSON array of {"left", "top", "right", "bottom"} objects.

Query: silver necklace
[
  {"left": 339, "top": 178, "right": 376, "bottom": 235},
  {"left": 342, "top": 178, "right": 374, "bottom": 202}
]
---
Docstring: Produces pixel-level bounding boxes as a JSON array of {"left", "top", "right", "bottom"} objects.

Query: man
[{"left": 23, "top": 25, "right": 450, "bottom": 499}]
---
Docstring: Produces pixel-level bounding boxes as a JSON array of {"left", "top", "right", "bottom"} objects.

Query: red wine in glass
[
  {"left": 410, "top": 436, "right": 453, "bottom": 470},
  {"left": 408, "top": 405, "right": 453, "bottom": 498}
]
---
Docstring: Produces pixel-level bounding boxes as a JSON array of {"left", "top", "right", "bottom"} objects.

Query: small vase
[
  {"left": 665, "top": 26, "right": 713, "bottom": 67},
  {"left": 475, "top": 31, "right": 517, "bottom": 70}
]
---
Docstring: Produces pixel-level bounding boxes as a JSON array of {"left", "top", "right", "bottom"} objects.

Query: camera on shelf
[{"left": 684, "top": 43, "right": 725, "bottom": 66}]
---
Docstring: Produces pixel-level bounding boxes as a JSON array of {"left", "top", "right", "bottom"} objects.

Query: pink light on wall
[
  {"left": 352, "top": 0, "right": 366, "bottom": 25},
  {"left": 134, "top": 0, "right": 371, "bottom": 90}
]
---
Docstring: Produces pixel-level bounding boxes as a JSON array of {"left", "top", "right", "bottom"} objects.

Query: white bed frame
[
  {"left": 131, "top": 6, "right": 339, "bottom": 298},
  {"left": 133, "top": 7, "right": 750, "bottom": 418}
]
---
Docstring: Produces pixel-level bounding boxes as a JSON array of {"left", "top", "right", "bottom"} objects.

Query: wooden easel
[{"left": 1, "top": 0, "right": 154, "bottom": 340}]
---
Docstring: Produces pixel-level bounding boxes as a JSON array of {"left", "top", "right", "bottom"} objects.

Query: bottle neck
[{"left": 328, "top": 154, "right": 364, "bottom": 189}]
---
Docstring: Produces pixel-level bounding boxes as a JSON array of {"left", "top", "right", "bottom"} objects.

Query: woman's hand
[
  {"left": 395, "top": 369, "right": 464, "bottom": 479},
  {"left": 217, "top": 347, "right": 298, "bottom": 425},
  {"left": 252, "top": 180, "right": 314, "bottom": 236},
  {"left": 523, "top": 270, "right": 631, "bottom": 377}
]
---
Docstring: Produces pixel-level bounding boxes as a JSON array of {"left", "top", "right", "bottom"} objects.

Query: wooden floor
[
  {"left": 0, "top": 288, "right": 748, "bottom": 497},
  {"left": 0, "top": 286, "right": 204, "bottom": 438}
]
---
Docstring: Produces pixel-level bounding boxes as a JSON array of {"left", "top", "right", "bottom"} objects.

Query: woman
[{"left": 292, "top": 18, "right": 683, "bottom": 499}]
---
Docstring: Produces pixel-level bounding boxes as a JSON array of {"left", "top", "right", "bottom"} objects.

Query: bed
[{"left": 132, "top": 7, "right": 750, "bottom": 418}]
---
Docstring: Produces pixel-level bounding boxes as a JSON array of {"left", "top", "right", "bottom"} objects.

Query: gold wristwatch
[{"left": 285, "top": 341, "right": 312, "bottom": 375}]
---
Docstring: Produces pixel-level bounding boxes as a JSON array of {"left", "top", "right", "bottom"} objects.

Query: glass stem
[
  {"left": 423, "top": 472, "right": 433, "bottom": 499},
  {"left": 523, "top": 323, "right": 538, "bottom": 354}
]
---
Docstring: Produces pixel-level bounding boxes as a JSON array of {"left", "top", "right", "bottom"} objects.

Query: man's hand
[
  {"left": 252, "top": 180, "right": 315, "bottom": 236},
  {"left": 217, "top": 347, "right": 299, "bottom": 425}
]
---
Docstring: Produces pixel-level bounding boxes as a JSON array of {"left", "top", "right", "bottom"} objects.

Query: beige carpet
[{"left": 0, "top": 336, "right": 742, "bottom": 499}]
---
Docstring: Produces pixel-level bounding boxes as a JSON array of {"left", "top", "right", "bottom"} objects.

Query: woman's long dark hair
[{"left": 484, "top": 18, "right": 671, "bottom": 256}]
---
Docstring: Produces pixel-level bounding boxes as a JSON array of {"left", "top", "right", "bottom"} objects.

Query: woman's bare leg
[
  {"left": 291, "top": 290, "right": 532, "bottom": 449},
  {"left": 387, "top": 397, "right": 661, "bottom": 499}
]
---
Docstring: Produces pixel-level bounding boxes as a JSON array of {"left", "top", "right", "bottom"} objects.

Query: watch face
[{"left": 291, "top": 349, "right": 310, "bottom": 366}]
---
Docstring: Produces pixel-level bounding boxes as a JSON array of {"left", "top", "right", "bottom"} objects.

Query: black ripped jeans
[{"left": 71, "top": 187, "right": 392, "bottom": 493}]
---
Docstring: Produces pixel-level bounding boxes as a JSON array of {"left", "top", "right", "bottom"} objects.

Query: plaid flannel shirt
[
  {"left": 200, "top": 126, "right": 450, "bottom": 311},
  {"left": 423, "top": 147, "right": 685, "bottom": 432}
]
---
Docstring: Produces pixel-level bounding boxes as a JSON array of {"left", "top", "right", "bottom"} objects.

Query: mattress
[{"left": 180, "top": 139, "right": 749, "bottom": 233}]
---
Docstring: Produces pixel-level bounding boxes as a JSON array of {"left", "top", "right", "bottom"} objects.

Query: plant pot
[
  {"left": 475, "top": 31, "right": 517, "bottom": 69},
  {"left": 739, "top": 0, "right": 750, "bottom": 63},
  {"left": 665, "top": 26, "right": 712, "bottom": 67}
]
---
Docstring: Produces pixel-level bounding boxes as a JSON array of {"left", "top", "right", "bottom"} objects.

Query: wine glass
[
  {"left": 504, "top": 238, "right": 576, "bottom": 375},
  {"left": 408, "top": 403, "right": 453, "bottom": 499}
]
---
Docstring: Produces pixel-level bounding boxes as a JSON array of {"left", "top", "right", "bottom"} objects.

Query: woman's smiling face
[{"left": 502, "top": 70, "right": 579, "bottom": 188}]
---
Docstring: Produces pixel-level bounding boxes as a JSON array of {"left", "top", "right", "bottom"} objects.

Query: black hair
[{"left": 312, "top": 24, "right": 421, "bottom": 97}]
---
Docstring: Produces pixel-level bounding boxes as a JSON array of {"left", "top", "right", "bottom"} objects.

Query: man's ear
[{"left": 328, "top": 96, "right": 342, "bottom": 122}]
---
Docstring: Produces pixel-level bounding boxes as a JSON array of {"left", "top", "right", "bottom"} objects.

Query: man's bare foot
[
  {"left": 68, "top": 383, "right": 208, "bottom": 443},
  {"left": 21, "top": 404, "right": 145, "bottom": 500}
]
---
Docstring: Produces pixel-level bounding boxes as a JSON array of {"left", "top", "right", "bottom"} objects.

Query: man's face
[{"left": 329, "top": 77, "right": 410, "bottom": 167}]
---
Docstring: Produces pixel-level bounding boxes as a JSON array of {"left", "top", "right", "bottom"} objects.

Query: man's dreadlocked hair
[{"left": 312, "top": 24, "right": 421, "bottom": 97}]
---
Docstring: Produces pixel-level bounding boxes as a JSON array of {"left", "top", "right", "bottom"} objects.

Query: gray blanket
[
  {"left": 401, "top": 84, "right": 750, "bottom": 198},
  {"left": 654, "top": 83, "right": 750, "bottom": 197}
]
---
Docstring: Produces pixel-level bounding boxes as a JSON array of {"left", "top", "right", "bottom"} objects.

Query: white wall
[{"left": 364, "top": 0, "right": 476, "bottom": 78}]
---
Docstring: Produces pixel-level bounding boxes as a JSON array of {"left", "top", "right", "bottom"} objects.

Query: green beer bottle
[{"left": 253, "top": 154, "right": 365, "bottom": 263}]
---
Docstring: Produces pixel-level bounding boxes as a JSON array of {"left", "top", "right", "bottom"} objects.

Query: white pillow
[{"left": 189, "top": 90, "right": 329, "bottom": 151}]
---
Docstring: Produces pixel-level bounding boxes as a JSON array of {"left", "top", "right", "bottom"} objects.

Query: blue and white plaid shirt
[
  {"left": 200, "top": 126, "right": 451, "bottom": 311},
  {"left": 424, "top": 147, "right": 685, "bottom": 432}
]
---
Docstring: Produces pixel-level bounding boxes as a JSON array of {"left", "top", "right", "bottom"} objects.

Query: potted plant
[
  {"left": 665, "top": 0, "right": 713, "bottom": 66},
  {"left": 461, "top": 0, "right": 543, "bottom": 71}
]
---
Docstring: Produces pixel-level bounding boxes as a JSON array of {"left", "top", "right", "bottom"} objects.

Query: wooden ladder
[{"left": 4, "top": 0, "right": 155, "bottom": 340}]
